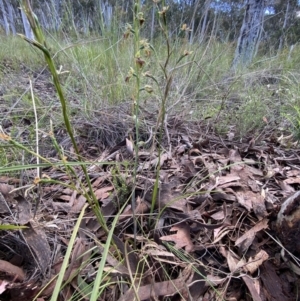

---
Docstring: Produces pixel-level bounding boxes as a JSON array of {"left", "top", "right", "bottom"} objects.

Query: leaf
[
  {"left": 0, "top": 280, "right": 8, "bottom": 294},
  {"left": 0, "top": 224, "right": 27, "bottom": 230},
  {"left": 70, "top": 195, "right": 87, "bottom": 213},
  {"left": 160, "top": 223, "right": 194, "bottom": 252},
  {"left": 0, "top": 183, "right": 13, "bottom": 196},
  {"left": 15, "top": 195, "right": 32, "bottom": 225},
  {"left": 22, "top": 221, "right": 51, "bottom": 274},
  {"left": 242, "top": 276, "right": 263, "bottom": 301},
  {"left": 217, "top": 175, "right": 241, "bottom": 186},
  {"left": 0, "top": 259, "right": 25, "bottom": 282},
  {"left": 219, "top": 246, "right": 245, "bottom": 273},
  {"left": 235, "top": 218, "right": 269, "bottom": 252},
  {"left": 244, "top": 250, "right": 269, "bottom": 274},
  {"left": 227, "top": 250, "right": 246, "bottom": 273},
  {"left": 118, "top": 267, "right": 196, "bottom": 301},
  {"left": 284, "top": 177, "right": 300, "bottom": 184},
  {"left": 157, "top": 183, "right": 187, "bottom": 211},
  {"left": 94, "top": 186, "right": 113, "bottom": 200},
  {"left": 125, "top": 138, "right": 134, "bottom": 156},
  {"left": 263, "top": 116, "right": 268, "bottom": 123}
]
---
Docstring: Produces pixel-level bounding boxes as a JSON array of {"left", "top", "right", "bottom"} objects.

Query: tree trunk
[
  {"left": 21, "top": 6, "right": 34, "bottom": 39},
  {"left": 199, "top": 0, "right": 211, "bottom": 43},
  {"left": 7, "top": 0, "right": 16, "bottom": 35},
  {"left": 189, "top": 0, "right": 201, "bottom": 43},
  {"left": 0, "top": 0, "right": 9, "bottom": 35},
  {"left": 278, "top": 0, "right": 290, "bottom": 52},
  {"left": 232, "top": 0, "right": 267, "bottom": 69}
]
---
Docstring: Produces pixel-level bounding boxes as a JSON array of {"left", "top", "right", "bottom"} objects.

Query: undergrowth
[
  {"left": 2, "top": 30, "right": 300, "bottom": 140},
  {"left": 1, "top": 0, "right": 300, "bottom": 300}
]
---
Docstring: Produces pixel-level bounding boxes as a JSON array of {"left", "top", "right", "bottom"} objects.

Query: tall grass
[
  {"left": 3, "top": 32, "right": 300, "bottom": 138},
  {"left": 2, "top": 31, "right": 300, "bottom": 176}
]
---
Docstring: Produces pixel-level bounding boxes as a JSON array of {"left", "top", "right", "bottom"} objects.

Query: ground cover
[
  {"left": 1, "top": 14, "right": 300, "bottom": 300},
  {"left": 1, "top": 96, "right": 300, "bottom": 300}
]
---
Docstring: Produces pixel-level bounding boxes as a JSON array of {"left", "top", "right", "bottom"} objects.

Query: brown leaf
[
  {"left": 244, "top": 250, "right": 269, "bottom": 274},
  {"left": 276, "top": 179, "right": 295, "bottom": 194},
  {"left": 92, "top": 175, "right": 109, "bottom": 188},
  {"left": 64, "top": 238, "right": 85, "bottom": 282},
  {"left": 189, "top": 265, "right": 207, "bottom": 299},
  {"left": 175, "top": 203, "right": 228, "bottom": 232},
  {"left": 212, "top": 189, "right": 236, "bottom": 201},
  {"left": 210, "top": 209, "right": 225, "bottom": 221},
  {"left": 0, "top": 191, "right": 10, "bottom": 214},
  {"left": 119, "top": 196, "right": 149, "bottom": 221},
  {"left": 22, "top": 221, "right": 51, "bottom": 274},
  {"left": 176, "top": 145, "right": 186, "bottom": 155},
  {"left": 94, "top": 186, "right": 113, "bottom": 200},
  {"left": 242, "top": 276, "right": 263, "bottom": 301},
  {"left": 220, "top": 246, "right": 246, "bottom": 274},
  {"left": 218, "top": 175, "right": 241, "bottom": 186},
  {"left": 62, "top": 188, "right": 73, "bottom": 194},
  {"left": 284, "top": 177, "right": 300, "bottom": 184},
  {"left": 248, "top": 179, "right": 260, "bottom": 192},
  {"left": 235, "top": 190, "right": 267, "bottom": 218},
  {"left": 70, "top": 195, "right": 87, "bottom": 213},
  {"left": 97, "top": 243, "right": 130, "bottom": 277},
  {"left": 149, "top": 183, "right": 187, "bottom": 212},
  {"left": 0, "top": 177, "right": 20, "bottom": 184},
  {"left": 58, "top": 195, "right": 71, "bottom": 201},
  {"left": 229, "top": 149, "right": 243, "bottom": 172},
  {"left": 160, "top": 223, "right": 194, "bottom": 252},
  {"left": 235, "top": 218, "right": 269, "bottom": 252},
  {"left": 0, "top": 259, "right": 25, "bottom": 282},
  {"left": 112, "top": 235, "right": 141, "bottom": 275},
  {"left": 286, "top": 169, "right": 300, "bottom": 177},
  {"left": 118, "top": 267, "right": 195, "bottom": 301},
  {"left": 235, "top": 191, "right": 252, "bottom": 211},
  {"left": 125, "top": 138, "right": 134, "bottom": 156},
  {"left": 0, "top": 183, "right": 13, "bottom": 196},
  {"left": 226, "top": 249, "right": 246, "bottom": 273},
  {"left": 15, "top": 195, "right": 32, "bottom": 225}
]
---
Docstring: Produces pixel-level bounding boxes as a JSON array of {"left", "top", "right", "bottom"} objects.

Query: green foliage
[
  {"left": 0, "top": 224, "right": 27, "bottom": 230},
  {"left": 111, "top": 163, "right": 131, "bottom": 205},
  {"left": 0, "top": 36, "right": 44, "bottom": 69},
  {"left": 1, "top": 26, "right": 300, "bottom": 155},
  {"left": 1, "top": 25, "right": 300, "bottom": 141}
]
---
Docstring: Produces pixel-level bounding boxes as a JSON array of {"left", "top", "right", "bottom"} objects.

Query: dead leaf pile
[{"left": 0, "top": 120, "right": 300, "bottom": 300}]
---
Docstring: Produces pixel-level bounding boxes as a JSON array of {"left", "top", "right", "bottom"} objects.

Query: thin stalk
[
  {"left": 150, "top": 3, "right": 171, "bottom": 216},
  {"left": 130, "top": 0, "right": 143, "bottom": 249},
  {"left": 20, "top": 0, "right": 108, "bottom": 232},
  {"left": 29, "top": 79, "right": 41, "bottom": 217}
]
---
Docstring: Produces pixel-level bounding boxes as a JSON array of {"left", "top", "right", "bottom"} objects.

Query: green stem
[{"left": 20, "top": 0, "right": 107, "bottom": 232}]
